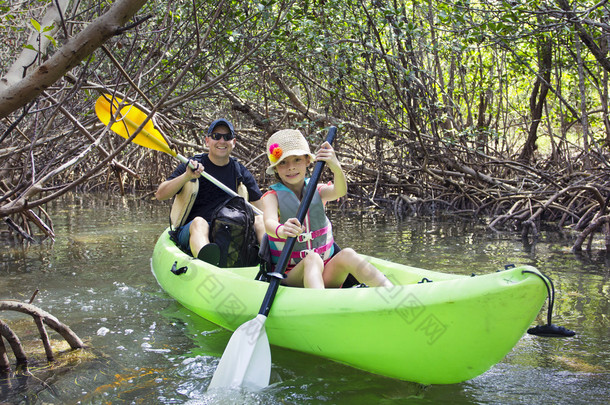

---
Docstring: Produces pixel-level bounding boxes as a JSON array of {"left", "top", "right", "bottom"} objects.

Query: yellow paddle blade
[{"left": 94, "top": 94, "right": 176, "bottom": 157}]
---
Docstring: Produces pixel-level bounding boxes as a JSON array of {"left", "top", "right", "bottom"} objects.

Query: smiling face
[
  {"left": 205, "top": 124, "right": 235, "bottom": 165},
  {"left": 275, "top": 154, "right": 311, "bottom": 194}
]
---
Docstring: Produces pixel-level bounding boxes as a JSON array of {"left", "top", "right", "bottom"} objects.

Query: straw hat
[{"left": 266, "top": 129, "right": 315, "bottom": 175}]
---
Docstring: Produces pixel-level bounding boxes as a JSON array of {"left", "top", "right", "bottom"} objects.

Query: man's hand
[{"left": 187, "top": 159, "right": 204, "bottom": 179}]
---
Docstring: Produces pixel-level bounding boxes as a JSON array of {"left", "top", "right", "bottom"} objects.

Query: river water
[{"left": 1, "top": 193, "right": 608, "bottom": 404}]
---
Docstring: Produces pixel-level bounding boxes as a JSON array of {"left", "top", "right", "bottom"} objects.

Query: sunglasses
[{"left": 208, "top": 132, "right": 235, "bottom": 141}]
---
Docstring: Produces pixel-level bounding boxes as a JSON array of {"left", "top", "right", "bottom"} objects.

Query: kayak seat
[
  {"left": 255, "top": 234, "right": 273, "bottom": 282},
  {"left": 168, "top": 228, "right": 192, "bottom": 256}
]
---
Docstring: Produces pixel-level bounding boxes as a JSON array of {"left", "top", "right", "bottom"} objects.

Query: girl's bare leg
[
  {"left": 323, "top": 248, "right": 393, "bottom": 288},
  {"left": 283, "top": 252, "right": 325, "bottom": 289}
]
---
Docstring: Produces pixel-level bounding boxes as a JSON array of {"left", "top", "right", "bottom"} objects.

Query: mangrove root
[{"left": 0, "top": 299, "right": 85, "bottom": 373}]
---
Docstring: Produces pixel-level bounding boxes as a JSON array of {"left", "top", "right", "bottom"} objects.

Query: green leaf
[
  {"left": 44, "top": 34, "right": 57, "bottom": 47},
  {"left": 31, "top": 18, "right": 41, "bottom": 32}
]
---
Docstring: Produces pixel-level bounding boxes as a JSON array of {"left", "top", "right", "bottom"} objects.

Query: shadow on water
[{"left": 1, "top": 193, "right": 609, "bottom": 404}]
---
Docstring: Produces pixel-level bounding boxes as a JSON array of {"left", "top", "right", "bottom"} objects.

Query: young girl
[{"left": 262, "top": 129, "right": 393, "bottom": 289}]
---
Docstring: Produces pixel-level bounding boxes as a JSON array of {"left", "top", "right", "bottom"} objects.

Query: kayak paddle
[
  {"left": 208, "top": 126, "right": 337, "bottom": 391},
  {"left": 94, "top": 94, "right": 263, "bottom": 215}
]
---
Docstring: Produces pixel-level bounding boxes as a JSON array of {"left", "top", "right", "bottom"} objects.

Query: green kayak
[{"left": 151, "top": 228, "right": 547, "bottom": 385}]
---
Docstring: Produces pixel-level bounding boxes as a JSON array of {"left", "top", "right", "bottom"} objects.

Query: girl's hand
[
  {"left": 315, "top": 141, "right": 348, "bottom": 202},
  {"left": 316, "top": 141, "right": 340, "bottom": 171},
  {"left": 279, "top": 217, "right": 304, "bottom": 238}
]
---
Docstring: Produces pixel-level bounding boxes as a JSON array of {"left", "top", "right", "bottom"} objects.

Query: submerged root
[{"left": 0, "top": 297, "right": 85, "bottom": 374}]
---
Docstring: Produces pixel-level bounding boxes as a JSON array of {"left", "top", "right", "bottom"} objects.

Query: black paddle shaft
[{"left": 258, "top": 126, "right": 337, "bottom": 316}]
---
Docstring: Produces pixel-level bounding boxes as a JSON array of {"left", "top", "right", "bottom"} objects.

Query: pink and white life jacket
[{"left": 267, "top": 180, "right": 335, "bottom": 268}]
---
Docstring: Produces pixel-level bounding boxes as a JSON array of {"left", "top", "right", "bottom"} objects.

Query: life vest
[{"left": 267, "top": 180, "right": 334, "bottom": 268}]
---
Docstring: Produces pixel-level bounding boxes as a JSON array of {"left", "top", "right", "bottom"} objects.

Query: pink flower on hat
[{"left": 269, "top": 143, "right": 282, "bottom": 163}]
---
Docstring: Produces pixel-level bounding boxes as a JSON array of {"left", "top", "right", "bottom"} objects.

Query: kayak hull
[{"left": 151, "top": 228, "right": 547, "bottom": 384}]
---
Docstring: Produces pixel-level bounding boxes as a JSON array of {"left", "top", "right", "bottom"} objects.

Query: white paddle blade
[{"left": 208, "top": 314, "right": 271, "bottom": 391}]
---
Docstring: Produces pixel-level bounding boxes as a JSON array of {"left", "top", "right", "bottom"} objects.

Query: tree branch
[{"left": 0, "top": 0, "right": 149, "bottom": 119}]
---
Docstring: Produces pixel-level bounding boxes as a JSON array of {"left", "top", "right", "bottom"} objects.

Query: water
[{"left": 1, "top": 193, "right": 608, "bottom": 404}]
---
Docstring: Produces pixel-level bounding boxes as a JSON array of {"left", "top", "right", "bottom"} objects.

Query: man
[{"left": 155, "top": 118, "right": 264, "bottom": 265}]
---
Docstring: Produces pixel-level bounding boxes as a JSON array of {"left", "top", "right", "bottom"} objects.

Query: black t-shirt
[{"left": 167, "top": 154, "right": 262, "bottom": 223}]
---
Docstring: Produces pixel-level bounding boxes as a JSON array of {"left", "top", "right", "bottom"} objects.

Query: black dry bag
[{"left": 210, "top": 196, "right": 259, "bottom": 268}]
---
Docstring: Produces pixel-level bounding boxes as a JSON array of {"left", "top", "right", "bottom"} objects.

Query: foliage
[{"left": 1, "top": 0, "right": 610, "bottom": 249}]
